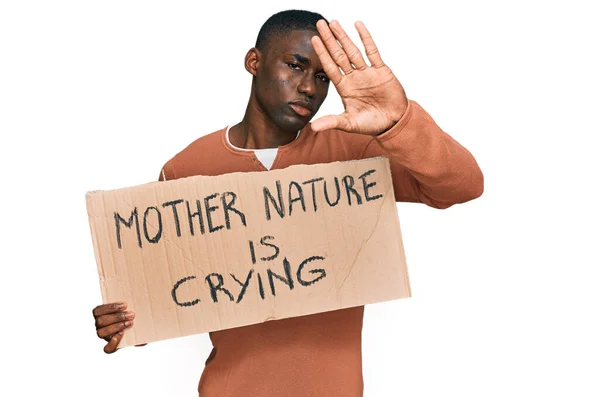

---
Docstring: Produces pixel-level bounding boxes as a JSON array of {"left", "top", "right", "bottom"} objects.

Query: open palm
[{"left": 310, "top": 19, "right": 409, "bottom": 136}]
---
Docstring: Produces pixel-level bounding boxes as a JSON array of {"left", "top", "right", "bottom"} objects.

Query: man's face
[{"left": 254, "top": 29, "right": 331, "bottom": 132}]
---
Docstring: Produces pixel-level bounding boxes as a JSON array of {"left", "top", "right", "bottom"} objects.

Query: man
[{"left": 92, "top": 9, "right": 483, "bottom": 397}]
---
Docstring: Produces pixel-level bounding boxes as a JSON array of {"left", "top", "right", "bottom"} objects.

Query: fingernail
[
  {"left": 124, "top": 320, "right": 132, "bottom": 327},
  {"left": 125, "top": 312, "right": 134, "bottom": 319}
]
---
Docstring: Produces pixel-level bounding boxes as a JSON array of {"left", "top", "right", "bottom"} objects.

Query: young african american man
[{"left": 92, "top": 9, "right": 484, "bottom": 397}]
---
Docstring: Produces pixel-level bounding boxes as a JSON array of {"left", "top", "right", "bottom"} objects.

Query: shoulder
[{"left": 159, "top": 126, "right": 228, "bottom": 180}]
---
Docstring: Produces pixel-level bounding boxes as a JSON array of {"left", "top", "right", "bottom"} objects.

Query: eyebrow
[{"left": 291, "top": 53, "right": 310, "bottom": 64}]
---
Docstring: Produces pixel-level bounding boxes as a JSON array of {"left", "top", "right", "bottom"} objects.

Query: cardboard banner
[{"left": 86, "top": 157, "right": 411, "bottom": 347}]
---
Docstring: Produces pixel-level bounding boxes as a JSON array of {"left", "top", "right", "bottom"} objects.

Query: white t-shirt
[{"left": 225, "top": 124, "right": 300, "bottom": 170}]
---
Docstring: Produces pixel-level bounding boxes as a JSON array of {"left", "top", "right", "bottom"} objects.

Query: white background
[{"left": 1, "top": 1, "right": 599, "bottom": 396}]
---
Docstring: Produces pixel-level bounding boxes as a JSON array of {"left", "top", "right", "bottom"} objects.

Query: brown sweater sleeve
[
  {"left": 157, "top": 160, "right": 176, "bottom": 182},
  {"left": 362, "top": 100, "right": 484, "bottom": 209}
]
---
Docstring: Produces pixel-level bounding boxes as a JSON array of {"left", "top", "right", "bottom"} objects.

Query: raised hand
[{"left": 310, "top": 19, "right": 409, "bottom": 135}]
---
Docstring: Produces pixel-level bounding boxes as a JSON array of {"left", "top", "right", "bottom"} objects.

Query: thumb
[
  {"left": 310, "top": 113, "right": 349, "bottom": 132},
  {"left": 104, "top": 331, "right": 124, "bottom": 354}
]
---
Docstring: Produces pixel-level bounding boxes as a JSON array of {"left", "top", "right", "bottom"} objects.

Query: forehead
[{"left": 266, "top": 29, "right": 320, "bottom": 59}]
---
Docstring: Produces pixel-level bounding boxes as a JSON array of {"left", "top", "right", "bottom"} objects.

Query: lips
[{"left": 289, "top": 101, "right": 313, "bottom": 117}]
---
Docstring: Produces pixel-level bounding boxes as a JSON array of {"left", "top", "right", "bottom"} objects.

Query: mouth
[{"left": 288, "top": 101, "right": 313, "bottom": 117}]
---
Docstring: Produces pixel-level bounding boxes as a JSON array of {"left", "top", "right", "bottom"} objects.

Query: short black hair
[{"left": 255, "top": 10, "right": 328, "bottom": 53}]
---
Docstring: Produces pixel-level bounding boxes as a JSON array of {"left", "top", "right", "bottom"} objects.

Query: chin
[{"left": 277, "top": 114, "right": 308, "bottom": 132}]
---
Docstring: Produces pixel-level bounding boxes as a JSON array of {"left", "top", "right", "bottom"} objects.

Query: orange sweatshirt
[{"left": 159, "top": 100, "right": 483, "bottom": 397}]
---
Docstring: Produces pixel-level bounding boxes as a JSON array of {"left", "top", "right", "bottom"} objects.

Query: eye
[
  {"left": 287, "top": 63, "right": 302, "bottom": 71},
  {"left": 317, "top": 74, "right": 330, "bottom": 83}
]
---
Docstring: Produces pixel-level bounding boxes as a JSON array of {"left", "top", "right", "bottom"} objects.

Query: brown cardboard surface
[{"left": 86, "top": 157, "right": 411, "bottom": 347}]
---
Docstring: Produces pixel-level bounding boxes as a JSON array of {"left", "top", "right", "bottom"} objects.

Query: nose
[{"left": 297, "top": 74, "right": 316, "bottom": 98}]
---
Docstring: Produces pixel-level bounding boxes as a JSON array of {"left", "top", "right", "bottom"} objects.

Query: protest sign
[{"left": 86, "top": 157, "right": 410, "bottom": 347}]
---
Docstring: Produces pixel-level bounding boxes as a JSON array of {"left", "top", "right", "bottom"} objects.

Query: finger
[
  {"left": 311, "top": 35, "right": 343, "bottom": 86},
  {"left": 311, "top": 114, "right": 350, "bottom": 132},
  {"left": 355, "top": 21, "right": 384, "bottom": 68},
  {"left": 135, "top": 343, "right": 147, "bottom": 347},
  {"left": 315, "top": 19, "right": 354, "bottom": 75},
  {"left": 96, "top": 320, "right": 133, "bottom": 339},
  {"left": 95, "top": 311, "right": 135, "bottom": 329},
  {"left": 329, "top": 20, "right": 368, "bottom": 71},
  {"left": 93, "top": 302, "right": 126, "bottom": 318},
  {"left": 104, "top": 331, "right": 124, "bottom": 354}
]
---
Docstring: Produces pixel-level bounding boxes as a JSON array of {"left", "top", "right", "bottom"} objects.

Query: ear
[{"left": 244, "top": 48, "right": 261, "bottom": 76}]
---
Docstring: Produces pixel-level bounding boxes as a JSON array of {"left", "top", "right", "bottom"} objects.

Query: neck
[{"left": 229, "top": 88, "right": 299, "bottom": 150}]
